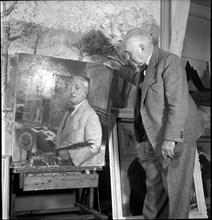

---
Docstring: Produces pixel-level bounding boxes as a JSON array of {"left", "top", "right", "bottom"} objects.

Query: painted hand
[
  {"left": 44, "top": 130, "right": 56, "bottom": 143},
  {"left": 161, "top": 140, "right": 175, "bottom": 160}
]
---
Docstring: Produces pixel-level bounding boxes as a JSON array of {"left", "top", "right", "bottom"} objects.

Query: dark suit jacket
[{"left": 116, "top": 46, "right": 203, "bottom": 152}]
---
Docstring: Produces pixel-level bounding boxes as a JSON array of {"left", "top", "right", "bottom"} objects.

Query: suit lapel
[
  {"left": 140, "top": 47, "right": 159, "bottom": 108},
  {"left": 57, "top": 111, "right": 70, "bottom": 135},
  {"left": 57, "top": 100, "right": 89, "bottom": 135}
]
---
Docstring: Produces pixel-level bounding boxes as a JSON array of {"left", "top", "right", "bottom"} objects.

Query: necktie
[
  {"left": 138, "top": 63, "right": 148, "bottom": 83},
  {"left": 133, "top": 63, "right": 148, "bottom": 142},
  {"left": 61, "top": 106, "right": 75, "bottom": 132},
  {"left": 65, "top": 105, "right": 75, "bottom": 112}
]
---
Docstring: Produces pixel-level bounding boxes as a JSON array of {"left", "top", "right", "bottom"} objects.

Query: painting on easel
[{"left": 13, "top": 53, "right": 113, "bottom": 170}]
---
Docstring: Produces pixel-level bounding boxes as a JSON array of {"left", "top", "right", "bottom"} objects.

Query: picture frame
[
  {"left": 108, "top": 108, "right": 208, "bottom": 219},
  {"left": 108, "top": 108, "right": 144, "bottom": 219},
  {"left": 12, "top": 53, "right": 113, "bottom": 170},
  {"left": 117, "top": 119, "right": 138, "bottom": 158},
  {"left": 189, "top": 150, "right": 208, "bottom": 219}
]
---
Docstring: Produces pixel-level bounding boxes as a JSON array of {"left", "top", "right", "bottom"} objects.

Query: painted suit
[{"left": 56, "top": 99, "right": 102, "bottom": 166}]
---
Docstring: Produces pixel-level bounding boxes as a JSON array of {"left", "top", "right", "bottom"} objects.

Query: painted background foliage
[{"left": 1, "top": 0, "right": 160, "bottom": 168}]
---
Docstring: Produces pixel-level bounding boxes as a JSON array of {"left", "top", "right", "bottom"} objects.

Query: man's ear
[
  {"left": 139, "top": 44, "right": 145, "bottom": 52},
  {"left": 85, "top": 89, "right": 89, "bottom": 97}
]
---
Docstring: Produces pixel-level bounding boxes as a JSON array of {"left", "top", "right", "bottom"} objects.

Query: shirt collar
[
  {"left": 146, "top": 52, "right": 152, "bottom": 66},
  {"left": 72, "top": 99, "right": 86, "bottom": 112}
]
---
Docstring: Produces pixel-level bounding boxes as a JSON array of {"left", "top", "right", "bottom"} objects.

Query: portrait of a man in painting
[{"left": 13, "top": 53, "right": 112, "bottom": 168}]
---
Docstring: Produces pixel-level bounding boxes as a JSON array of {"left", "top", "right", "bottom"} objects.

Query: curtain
[{"left": 169, "top": 0, "right": 191, "bottom": 58}]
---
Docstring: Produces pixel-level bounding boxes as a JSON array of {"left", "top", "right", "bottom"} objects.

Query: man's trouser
[{"left": 138, "top": 140, "right": 196, "bottom": 219}]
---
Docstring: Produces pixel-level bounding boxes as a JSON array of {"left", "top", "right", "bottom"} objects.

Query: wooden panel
[
  {"left": 22, "top": 172, "right": 99, "bottom": 191},
  {"left": 12, "top": 166, "right": 102, "bottom": 173},
  {"left": 15, "top": 207, "right": 80, "bottom": 216},
  {"left": 17, "top": 213, "right": 95, "bottom": 220}
]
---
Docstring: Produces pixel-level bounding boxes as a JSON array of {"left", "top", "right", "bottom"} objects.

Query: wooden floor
[
  {"left": 15, "top": 200, "right": 112, "bottom": 220},
  {"left": 16, "top": 213, "right": 95, "bottom": 220},
  {"left": 14, "top": 202, "right": 211, "bottom": 220}
]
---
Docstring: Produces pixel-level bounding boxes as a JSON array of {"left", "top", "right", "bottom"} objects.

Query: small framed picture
[{"left": 117, "top": 119, "right": 138, "bottom": 158}]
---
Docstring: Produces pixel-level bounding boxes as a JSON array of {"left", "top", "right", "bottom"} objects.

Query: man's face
[
  {"left": 69, "top": 78, "right": 88, "bottom": 106},
  {"left": 124, "top": 36, "right": 153, "bottom": 66}
]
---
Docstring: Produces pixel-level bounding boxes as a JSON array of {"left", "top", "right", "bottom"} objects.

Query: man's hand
[
  {"left": 161, "top": 140, "right": 175, "bottom": 159},
  {"left": 103, "top": 60, "right": 122, "bottom": 70}
]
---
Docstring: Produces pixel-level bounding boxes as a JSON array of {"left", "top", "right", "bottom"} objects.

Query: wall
[
  {"left": 182, "top": 2, "right": 211, "bottom": 89},
  {"left": 182, "top": 3, "right": 210, "bottom": 61},
  {"left": 182, "top": 3, "right": 211, "bottom": 212}
]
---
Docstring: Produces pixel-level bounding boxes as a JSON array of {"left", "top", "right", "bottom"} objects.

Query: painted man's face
[{"left": 69, "top": 78, "right": 88, "bottom": 106}]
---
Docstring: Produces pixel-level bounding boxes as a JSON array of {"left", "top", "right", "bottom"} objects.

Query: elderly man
[
  {"left": 56, "top": 76, "right": 102, "bottom": 166},
  {"left": 104, "top": 27, "right": 203, "bottom": 219}
]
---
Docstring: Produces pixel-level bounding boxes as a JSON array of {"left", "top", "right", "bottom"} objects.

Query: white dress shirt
[
  {"left": 143, "top": 52, "right": 152, "bottom": 76},
  {"left": 71, "top": 99, "right": 86, "bottom": 116}
]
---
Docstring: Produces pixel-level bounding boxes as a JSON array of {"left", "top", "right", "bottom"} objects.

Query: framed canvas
[
  {"left": 108, "top": 108, "right": 145, "bottom": 219},
  {"left": 181, "top": 56, "right": 210, "bottom": 92},
  {"left": 12, "top": 53, "right": 113, "bottom": 171}
]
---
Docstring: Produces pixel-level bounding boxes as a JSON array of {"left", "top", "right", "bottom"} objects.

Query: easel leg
[
  {"left": 75, "top": 188, "right": 80, "bottom": 203},
  {"left": 89, "top": 187, "right": 94, "bottom": 209},
  {"left": 10, "top": 173, "right": 17, "bottom": 219},
  {"left": 80, "top": 188, "right": 87, "bottom": 205},
  {"left": 193, "top": 149, "right": 208, "bottom": 218}
]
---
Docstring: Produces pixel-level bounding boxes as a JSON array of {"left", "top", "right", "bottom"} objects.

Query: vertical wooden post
[
  {"left": 89, "top": 188, "right": 94, "bottom": 209},
  {"left": 160, "top": 0, "right": 170, "bottom": 51},
  {"left": 193, "top": 149, "right": 208, "bottom": 218},
  {"left": 2, "top": 155, "right": 11, "bottom": 219}
]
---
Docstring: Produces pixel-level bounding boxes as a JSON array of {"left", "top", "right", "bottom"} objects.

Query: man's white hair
[{"left": 123, "top": 27, "right": 158, "bottom": 46}]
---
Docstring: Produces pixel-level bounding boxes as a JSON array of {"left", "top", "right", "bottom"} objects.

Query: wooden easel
[{"left": 10, "top": 166, "right": 108, "bottom": 219}]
